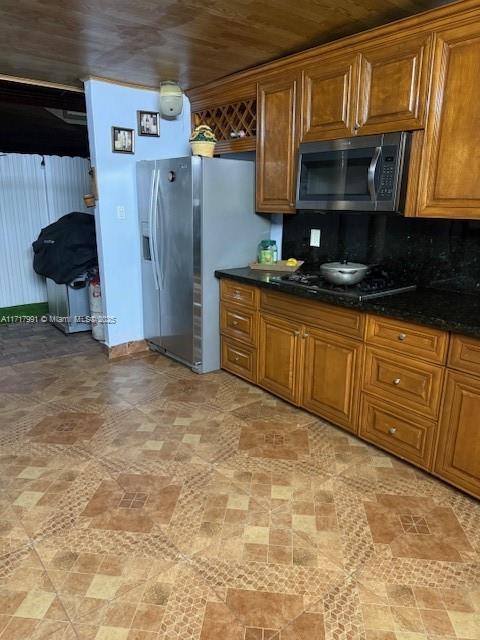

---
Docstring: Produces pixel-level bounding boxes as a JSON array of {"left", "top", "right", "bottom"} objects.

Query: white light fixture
[{"left": 159, "top": 81, "right": 183, "bottom": 118}]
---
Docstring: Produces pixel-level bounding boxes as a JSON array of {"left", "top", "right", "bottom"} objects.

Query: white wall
[
  {"left": 84, "top": 79, "right": 191, "bottom": 347},
  {"left": 44, "top": 156, "right": 91, "bottom": 222},
  {"left": 0, "top": 154, "right": 90, "bottom": 308}
]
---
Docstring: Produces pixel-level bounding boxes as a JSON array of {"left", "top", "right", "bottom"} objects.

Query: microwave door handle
[{"left": 368, "top": 147, "right": 382, "bottom": 201}]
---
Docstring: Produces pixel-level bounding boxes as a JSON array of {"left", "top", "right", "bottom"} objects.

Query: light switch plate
[
  {"left": 310, "top": 228, "right": 321, "bottom": 247},
  {"left": 116, "top": 205, "right": 126, "bottom": 220}
]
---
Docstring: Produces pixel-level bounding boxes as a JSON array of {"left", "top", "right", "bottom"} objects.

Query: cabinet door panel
[
  {"left": 258, "top": 313, "right": 301, "bottom": 403},
  {"left": 357, "top": 34, "right": 432, "bottom": 134},
  {"left": 302, "top": 54, "right": 358, "bottom": 141},
  {"left": 302, "top": 328, "right": 362, "bottom": 432},
  {"left": 256, "top": 73, "right": 300, "bottom": 213},
  {"left": 417, "top": 23, "right": 480, "bottom": 218},
  {"left": 435, "top": 370, "right": 480, "bottom": 498},
  {"left": 260, "top": 289, "right": 365, "bottom": 339}
]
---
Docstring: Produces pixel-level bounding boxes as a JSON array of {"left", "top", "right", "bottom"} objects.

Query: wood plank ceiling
[{"left": 0, "top": 0, "right": 455, "bottom": 90}]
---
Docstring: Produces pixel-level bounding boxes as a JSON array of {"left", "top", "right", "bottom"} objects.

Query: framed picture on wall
[
  {"left": 137, "top": 111, "right": 160, "bottom": 137},
  {"left": 112, "top": 127, "right": 135, "bottom": 153}
]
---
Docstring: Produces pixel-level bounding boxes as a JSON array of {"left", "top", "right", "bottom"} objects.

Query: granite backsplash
[{"left": 282, "top": 211, "right": 480, "bottom": 293}]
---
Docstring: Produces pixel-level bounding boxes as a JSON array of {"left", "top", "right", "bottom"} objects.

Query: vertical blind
[{"left": 0, "top": 154, "right": 91, "bottom": 308}]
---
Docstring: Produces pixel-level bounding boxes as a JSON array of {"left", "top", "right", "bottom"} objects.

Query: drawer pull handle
[
  {"left": 233, "top": 293, "right": 241, "bottom": 299},
  {"left": 294, "top": 330, "right": 300, "bottom": 336},
  {"left": 303, "top": 332, "right": 309, "bottom": 338},
  {"left": 398, "top": 333, "right": 407, "bottom": 341},
  {"left": 233, "top": 355, "right": 240, "bottom": 362},
  {"left": 388, "top": 427, "right": 397, "bottom": 435},
  {"left": 393, "top": 378, "right": 401, "bottom": 385},
  {"left": 232, "top": 320, "right": 239, "bottom": 326}
]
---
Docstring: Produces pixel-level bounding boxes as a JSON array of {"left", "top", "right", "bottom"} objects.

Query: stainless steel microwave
[{"left": 296, "top": 131, "right": 411, "bottom": 213}]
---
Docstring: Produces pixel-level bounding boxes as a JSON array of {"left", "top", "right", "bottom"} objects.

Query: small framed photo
[
  {"left": 137, "top": 110, "right": 160, "bottom": 137},
  {"left": 112, "top": 127, "right": 135, "bottom": 153}
]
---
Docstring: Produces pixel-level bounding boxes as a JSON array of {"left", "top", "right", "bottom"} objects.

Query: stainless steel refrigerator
[{"left": 137, "top": 156, "right": 270, "bottom": 373}]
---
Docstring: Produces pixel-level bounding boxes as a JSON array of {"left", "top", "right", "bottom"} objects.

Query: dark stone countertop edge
[{"left": 215, "top": 268, "right": 480, "bottom": 339}]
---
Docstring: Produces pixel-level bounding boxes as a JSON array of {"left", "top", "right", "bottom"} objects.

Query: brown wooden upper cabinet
[
  {"left": 302, "top": 34, "right": 432, "bottom": 142},
  {"left": 416, "top": 22, "right": 480, "bottom": 219},
  {"left": 356, "top": 33, "right": 432, "bottom": 135},
  {"left": 302, "top": 52, "right": 358, "bottom": 141},
  {"left": 256, "top": 71, "right": 301, "bottom": 213}
]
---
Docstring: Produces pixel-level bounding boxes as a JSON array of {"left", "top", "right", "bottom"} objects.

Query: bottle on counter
[
  {"left": 271, "top": 240, "right": 278, "bottom": 263},
  {"left": 258, "top": 240, "right": 277, "bottom": 264}
]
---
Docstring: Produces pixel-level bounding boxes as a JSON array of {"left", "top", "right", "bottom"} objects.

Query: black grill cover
[{"left": 32, "top": 212, "right": 98, "bottom": 284}]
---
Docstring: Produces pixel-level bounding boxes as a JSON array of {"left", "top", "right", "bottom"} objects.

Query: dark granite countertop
[{"left": 215, "top": 267, "right": 480, "bottom": 338}]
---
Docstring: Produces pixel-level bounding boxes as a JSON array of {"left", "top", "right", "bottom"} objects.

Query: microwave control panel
[{"left": 377, "top": 151, "right": 397, "bottom": 199}]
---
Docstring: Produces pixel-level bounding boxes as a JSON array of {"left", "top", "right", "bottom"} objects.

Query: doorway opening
[{"left": 0, "top": 80, "right": 101, "bottom": 364}]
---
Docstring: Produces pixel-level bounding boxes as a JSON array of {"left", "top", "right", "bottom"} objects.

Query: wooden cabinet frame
[
  {"left": 302, "top": 327, "right": 363, "bottom": 432},
  {"left": 190, "top": 1, "right": 480, "bottom": 219},
  {"left": 302, "top": 53, "right": 359, "bottom": 141},
  {"left": 258, "top": 312, "right": 303, "bottom": 403},
  {"left": 416, "top": 22, "right": 480, "bottom": 218},
  {"left": 356, "top": 33, "right": 432, "bottom": 135},
  {"left": 219, "top": 280, "right": 480, "bottom": 498},
  {"left": 256, "top": 71, "right": 301, "bottom": 213},
  {"left": 434, "top": 370, "right": 480, "bottom": 496}
]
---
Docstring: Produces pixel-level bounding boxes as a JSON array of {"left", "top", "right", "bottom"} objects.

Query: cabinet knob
[
  {"left": 294, "top": 330, "right": 300, "bottom": 336},
  {"left": 233, "top": 355, "right": 240, "bottom": 362},
  {"left": 398, "top": 333, "right": 407, "bottom": 341},
  {"left": 393, "top": 378, "right": 401, "bottom": 385},
  {"left": 232, "top": 320, "right": 239, "bottom": 326},
  {"left": 303, "top": 332, "right": 309, "bottom": 338},
  {"left": 388, "top": 427, "right": 397, "bottom": 435}
]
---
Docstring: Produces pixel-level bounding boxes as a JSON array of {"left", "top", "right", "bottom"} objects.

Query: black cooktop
[{"left": 273, "top": 267, "right": 416, "bottom": 301}]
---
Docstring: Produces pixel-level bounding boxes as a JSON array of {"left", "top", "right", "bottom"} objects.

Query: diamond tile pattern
[{"left": 0, "top": 324, "right": 479, "bottom": 639}]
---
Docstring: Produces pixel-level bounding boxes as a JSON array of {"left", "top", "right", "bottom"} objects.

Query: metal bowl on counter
[{"left": 319, "top": 260, "right": 370, "bottom": 286}]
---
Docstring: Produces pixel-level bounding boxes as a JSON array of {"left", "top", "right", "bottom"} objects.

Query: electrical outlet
[
  {"left": 116, "top": 205, "right": 126, "bottom": 220},
  {"left": 310, "top": 228, "right": 321, "bottom": 247}
]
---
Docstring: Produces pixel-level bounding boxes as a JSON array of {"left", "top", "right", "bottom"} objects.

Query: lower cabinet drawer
[
  {"left": 448, "top": 334, "right": 480, "bottom": 376},
  {"left": 359, "top": 393, "right": 436, "bottom": 469},
  {"left": 366, "top": 314, "right": 448, "bottom": 364},
  {"left": 220, "top": 302, "right": 256, "bottom": 345},
  {"left": 221, "top": 337, "right": 257, "bottom": 383},
  {"left": 221, "top": 279, "right": 258, "bottom": 309},
  {"left": 363, "top": 347, "right": 444, "bottom": 418}
]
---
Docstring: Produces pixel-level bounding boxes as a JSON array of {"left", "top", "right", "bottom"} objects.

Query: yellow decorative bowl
[{"left": 191, "top": 140, "right": 216, "bottom": 157}]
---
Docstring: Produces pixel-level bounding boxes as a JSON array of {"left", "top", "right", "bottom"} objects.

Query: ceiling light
[{"left": 159, "top": 81, "right": 183, "bottom": 118}]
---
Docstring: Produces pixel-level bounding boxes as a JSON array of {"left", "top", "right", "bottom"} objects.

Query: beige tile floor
[{"left": 0, "top": 331, "right": 479, "bottom": 639}]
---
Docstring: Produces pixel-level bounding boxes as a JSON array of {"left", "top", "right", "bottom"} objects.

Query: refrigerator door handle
[
  {"left": 157, "top": 183, "right": 167, "bottom": 290},
  {"left": 148, "top": 169, "right": 159, "bottom": 290},
  {"left": 151, "top": 169, "right": 163, "bottom": 290}
]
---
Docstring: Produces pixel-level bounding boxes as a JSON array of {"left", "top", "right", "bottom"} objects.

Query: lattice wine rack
[{"left": 192, "top": 98, "right": 257, "bottom": 152}]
